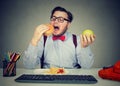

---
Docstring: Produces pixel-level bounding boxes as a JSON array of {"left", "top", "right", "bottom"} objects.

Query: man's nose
[{"left": 54, "top": 19, "right": 59, "bottom": 23}]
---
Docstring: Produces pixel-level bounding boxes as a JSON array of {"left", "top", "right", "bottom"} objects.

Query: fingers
[
  {"left": 90, "top": 34, "right": 96, "bottom": 42},
  {"left": 81, "top": 35, "right": 91, "bottom": 44},
  {"left": 80, "top": 34, "right": 96, "bottom": 48},
  {"left": 36, "top": 24, "right": 49, "bottom": 34},
  {"left": 86, "top": 35, "right": 92, "bottom": 44},
  {"left": 31, "top": 24, "right": 49, "bottom": 46},
  {"left": 80, "top": 35, "right": 88, "bottom": 48}
]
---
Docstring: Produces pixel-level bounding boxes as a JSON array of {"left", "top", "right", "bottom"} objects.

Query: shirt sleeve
[
  {"left": 76, "top": 36, "right": 94, "bottom": 69},
  {"left": 22, "top": 36, "right": 44, "bottom": 69}
]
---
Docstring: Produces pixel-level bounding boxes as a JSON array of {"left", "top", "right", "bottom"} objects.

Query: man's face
[{"left": 50, "top": 11, "right": 70, "bottom": 36}]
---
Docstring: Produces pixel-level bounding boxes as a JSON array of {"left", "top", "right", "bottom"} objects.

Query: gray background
[{"left": 0, "top": 0, "right": 120, "bottom": 68}]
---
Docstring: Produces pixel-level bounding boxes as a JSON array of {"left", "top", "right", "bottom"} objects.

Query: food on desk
[
  {"left": 44, "top": 24, "right": 54, "bottom": 36},
  {"left": 34, "top": 67, "right": 67, "bottom": 75},
  {"left": 45, "top": 67, "right": 65, "bottom": 74}
]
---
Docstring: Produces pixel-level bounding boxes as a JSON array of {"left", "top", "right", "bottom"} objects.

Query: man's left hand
[{"left": 80, "top": 34, "right": 96, "bottom": 48}]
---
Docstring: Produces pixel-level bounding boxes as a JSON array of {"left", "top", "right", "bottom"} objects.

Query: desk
[{"left": 0, "top": 68, "right": 119, "bottom": 86}]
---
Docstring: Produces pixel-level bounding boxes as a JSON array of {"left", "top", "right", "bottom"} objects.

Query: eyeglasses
[{"left": 50, "top": 16, "right": 70, "bottom": 23}]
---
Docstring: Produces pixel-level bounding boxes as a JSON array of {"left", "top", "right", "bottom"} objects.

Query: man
[{"left": 23, "top": 6, "right": 95, "bottom": 69}]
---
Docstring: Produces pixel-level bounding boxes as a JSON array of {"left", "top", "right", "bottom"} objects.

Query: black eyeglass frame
[{"left": 50, "top": 16, "right": 70, "bottom": 23}]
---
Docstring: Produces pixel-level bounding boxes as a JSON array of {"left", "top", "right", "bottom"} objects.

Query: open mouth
[{"left": 54, "top": 26, "right": 59, "bottom": 30}]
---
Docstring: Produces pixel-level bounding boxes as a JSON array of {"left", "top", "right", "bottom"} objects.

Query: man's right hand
[{"left": 31, "top": 24, "right": 49, "bottom": 46}]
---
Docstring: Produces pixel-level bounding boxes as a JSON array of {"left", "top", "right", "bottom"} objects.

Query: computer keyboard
[{"left": 15, "top": 74, "right": 97, "bottom": 84}]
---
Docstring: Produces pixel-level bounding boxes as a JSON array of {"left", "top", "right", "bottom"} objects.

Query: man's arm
[
  {"left": 22, "top": 24, "right": 49, "bottom": 68},
  {"left": 22, "top": 38, "right": 44, "bottom": 69},
  {"left": 76, "top": 36, "right": 94, "bottom": 68}
]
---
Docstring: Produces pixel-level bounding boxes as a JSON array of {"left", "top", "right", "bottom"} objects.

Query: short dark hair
[{"left": 50, "top": 6, "right": 73, "bottom": 22}]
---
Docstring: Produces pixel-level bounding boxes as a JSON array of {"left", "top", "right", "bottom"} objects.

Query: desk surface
[{"left": 0, "top": 68, "right": 119, "bottom": 86}]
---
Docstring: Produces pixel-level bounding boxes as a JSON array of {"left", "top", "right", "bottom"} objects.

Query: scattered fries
[{"left": 45, "top": 67, "right": 65, "bottom": 74}]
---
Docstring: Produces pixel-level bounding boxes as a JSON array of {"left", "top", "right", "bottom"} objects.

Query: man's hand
[
  {"left": 80, "top": 34, "right": 96, "bottom": 48},
  {"left": 31, "top": 24, "right": 49, "bottom": 46}
]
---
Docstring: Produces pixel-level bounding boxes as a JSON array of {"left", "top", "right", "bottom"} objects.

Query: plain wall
[{"left": 0, "top": 0, "right": 120, "bottom": 68}]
